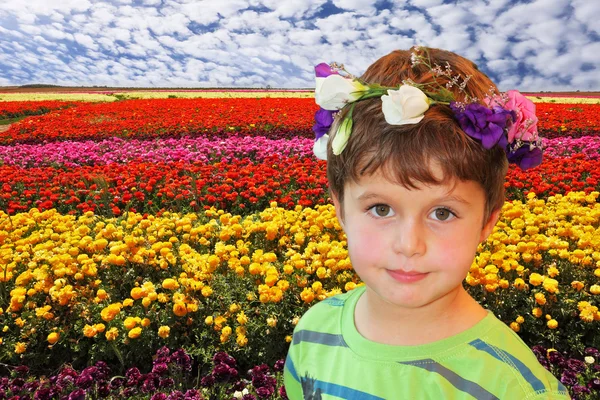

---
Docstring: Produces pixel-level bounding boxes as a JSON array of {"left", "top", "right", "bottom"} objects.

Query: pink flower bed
[{"left": 0, "top": 135, "right": 314, "bottom": 167}]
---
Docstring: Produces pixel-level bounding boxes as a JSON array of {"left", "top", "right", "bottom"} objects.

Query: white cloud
[{"left": 0, "top": 0, "right": 597, "bottom": 89}]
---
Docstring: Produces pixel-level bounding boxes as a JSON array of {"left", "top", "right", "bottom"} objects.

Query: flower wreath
[{"left": 312, "top": 47, "right": 543, "bottom": 170}]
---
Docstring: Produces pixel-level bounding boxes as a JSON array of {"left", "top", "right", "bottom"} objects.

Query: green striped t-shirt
[{"left": 284, "top": 285, "right": 569, "bottom": 399}]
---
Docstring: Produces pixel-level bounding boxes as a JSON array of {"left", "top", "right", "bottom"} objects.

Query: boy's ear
[
  {"left": 330, "top": 191, "right": 345, "bottom": 230},
  {"left": 479, "top": 207, "right": 501, "bottom": 243}
]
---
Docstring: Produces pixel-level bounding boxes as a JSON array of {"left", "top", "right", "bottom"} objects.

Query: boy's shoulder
[{"left": 294, "top": 286, "right": 361, "bottom": 332}]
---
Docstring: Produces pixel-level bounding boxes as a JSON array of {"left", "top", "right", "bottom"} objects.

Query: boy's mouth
[{"left": 386, "top": 269, "right": 429, "bottom": 283}]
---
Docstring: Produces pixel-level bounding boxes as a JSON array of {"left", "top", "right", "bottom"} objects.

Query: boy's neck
[{"left": 354, "top": 286, "right": 487, "bottom": 346}]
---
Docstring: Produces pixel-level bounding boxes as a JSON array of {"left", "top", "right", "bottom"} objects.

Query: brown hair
[{"left": 327, "top": 47, "right": 508, "bottom": 222}]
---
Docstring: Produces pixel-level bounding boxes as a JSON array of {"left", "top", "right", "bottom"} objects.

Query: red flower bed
[
  {"left": 0, "top": 155, "right": 328, "bottom": 216},
  {"left": 505, "top": 154, "right": 599, "bottom": 200},
  {"left": 0, "top": 100, "right": 76, "bottom": 119},
  {"left": 0, "top": 98, "right": 316, "bottom": 144},
  {"left": 3, "top": 99, "right": 598, "bottom": 145},
  {"left": 0, "top": 153, "right": 597, "bottom": 216},
  {"left": 537, "top": 103, "right": 600, "bottom": 138}
]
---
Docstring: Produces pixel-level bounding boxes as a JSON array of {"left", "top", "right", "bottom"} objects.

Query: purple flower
[
  {"left": 450, "top": 102, "right": 512, "bottom": 149},
  {"left": 589, "top": 378, "right": 600, "bottom": 390},
  {"left": 170, "top": 349, "right": 192, "bottom": 371},
  {"left": 183, "top": 389, "right": 201, "bottom": 400},
  {"left": 279, "top": 386, "right": 288, "bottom": 399},
  {"left": 14, "top": 367, "right": 29, "bottom": 376},
  {"left": 560, "top": 370, "right": 578, "bottom": 386},
  {"left": 313, "top": 108, "right": 334, "bottom": 140},
  {"left": 166, "top": 390, "right": 185, "bottom": 400},
  {"left": 75, "top": 373, "right": 94, "bottom": 390},
  {"left": 585, "top": 347, "right": 600, "bottom": 358},
  {"left": 152, "top": 363, "right": 169, "bottom": 376},
  {"left": 97, "top": 384, "right": 110, "bottom": 398},
  {"left": 212, "top": 352, "right": 237, "bottom": 368},
  {"left": 141, "top": 376, "right": 157, "bottom": 393},
  {"left": 273, "top": 360, "right": 285, "bottom": 372},
  {"left": 151, "top": 394, "right": 168, "bottom": 400},
  {"left": 125, "top": 368, "right": 142, "bottom": 387},
  {"left": 567, "top": 358, "right": 587, "bottom": 373},
  {"left": 200, "top": 375, "right": 215, "bottom": 388},
  {"left": 314, "top": 63, "right": 338, "bottom": 78},
  {"left": 108, "top": 377, "right": 125, "bottom": 390},
  {"left": 156, "top": 346, "right": 171, "bottom": 360},
  {"left": 506, "top": 144, "right": 543, "bottom": 170},
  {"left": 67, "top": 389, "right": 86, "bottom": 400},
  {"left": 159, "top": 378, "right": 174, "bottom": 389},
  {"left": 256, "top": 386, "right": 273, "bottom": 398},
  {"left": 34, "top": 388, "right": 55, "bottom": 400},
  {"left": 242, "top": 395, "right": 257, "bottom": 400},
  {"left": 571, "top": 384, "right": 590, "bottom": 397}
]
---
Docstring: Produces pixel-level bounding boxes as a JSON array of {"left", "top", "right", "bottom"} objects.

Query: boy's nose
[{"left": 391, "top": 220, "right": 426, "bottom": 258}]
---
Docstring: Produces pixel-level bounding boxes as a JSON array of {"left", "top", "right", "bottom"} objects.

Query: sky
[{"left": 0, "top": 0, "right": 598, "bottom": 91}]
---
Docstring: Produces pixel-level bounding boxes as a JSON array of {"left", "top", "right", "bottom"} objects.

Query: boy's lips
[{"left": 386, "top": 269, "right": 429, "bottom": 283}]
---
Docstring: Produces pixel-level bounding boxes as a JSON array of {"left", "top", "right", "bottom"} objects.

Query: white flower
[
  {"left": 315, "top": 75, "right": 367, "bottom": 110},
  {"left": 313, "top": 134, "right": 329, "bottom": 160},
  {"left": 233, "top": 389, "right": 249, "bottom": 399},
  {"left": 585, "top": 356, "right": 595, "bottom": 364},
  {"left": 381, "top": 85, "right": 430, "bottom": 125},
  {"left": 331, "top": 117, "right": 353, "bottom": 155}
]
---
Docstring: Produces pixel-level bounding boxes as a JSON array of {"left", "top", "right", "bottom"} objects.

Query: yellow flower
[
  {"left": 509, "top": 322, "right": 520, "bottom": 332},
  {"left": 83, "top": 324, "right": 97, "bottom": 338},
  {"left": 591, "top": 285, "right": 600, "bottom": 295},
  {"left": 128, "top": 327, "right": 142, "bottom": 339},
  {"left": 158, "top": 326, "right": 170, "bottom": 339},
  {"left": 534, "top": 293, "right": 546, "bottom": 305},
  {"left": 529, "top": 273, "right": 544, "bottom": 286},
  {"left": 571, "top": 281, "right": 585, "bottom": 291},
  {"left": 236, "top": 334, "right": 248, "bottom": 347},
  {"left": 201, "top": 286, "right": 213, "bottom": 297},
  {"left": 47, "top": 332, "right": 60, "bottom": 345},
  {"left": 267, "top": 317, "right": 277, "bottom": 327},
  {"left": 123, "top": 317, "right": 137, "bottom": 330},
  {"left": 237, "top": 312, "right": 248, "bottom": 325},
  {"left": 547, "top": 319, "right": 558, "bottom": 329},
  {"left": 300, "top": 288, "right": 315, "bottom": 304},
  {"left": 516, "top": 316, "right": 525, "bottom": 324},
  {"left": 229, "top": 303, "right": 241, "bottom": 313},
  {"left": 15, "top": 342, "right": 27, "bottom": 354},
  {"left": 123, "top": 298, "right": 134, "bottom": 307},
  {"left": 345, "top": 282, "right": 357, "bottom": 291},
  {"left": 173, "top": 302, "right": 187, "bottom": 317},
  {"left": 205, "top": 316, "right": 214, "bottom": 325},
  {"left": 130, "top": 287, "right": 146, "bottom": 300},
  {"left": 221, "top": 326, "right": 232, "bottom": 336},
  {"left": 96, "top": 289, "right": 108, "bottom": 300},
  {"left": 105, "top": 327, "right": 118, "bottom": 341},
  {"left": 94, "top": 323, "right": 106, "bottom": 333},
  {"left": 100, "top": 303, "right": 122, "bottom": 322},
  {"left": 532, "top": 307, "right": 543, "bottom": 318},
  {"left": 513, "top": 278, "right": 526, "bottom": 290},
  {"left": 547, "top": 266, "right": 559, "bottom": 278},
  {"left": 285, "top": 335, "right": 292, "bottom": 343},
  {"left": 162, "top": 278, "right": 179, "bottom": 290},
  {"left": 141, "top": 318, "right": 151, "bottom": 327}
]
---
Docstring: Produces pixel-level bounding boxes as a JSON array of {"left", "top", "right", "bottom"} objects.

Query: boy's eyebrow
[{"left": 356, "top": 192, "right": 471, "bottom": 205}]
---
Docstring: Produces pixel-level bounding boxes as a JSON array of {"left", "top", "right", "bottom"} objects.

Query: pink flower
[{"left": 489, "top": 90, "right": 538, "bottom": 143}]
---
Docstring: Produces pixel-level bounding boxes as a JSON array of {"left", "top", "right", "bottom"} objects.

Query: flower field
[{"left": 1, "top": 95, "right": 600, "bottom": 399}]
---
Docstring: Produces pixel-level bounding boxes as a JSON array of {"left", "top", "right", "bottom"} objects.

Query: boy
[{"left": 284, "top": 47, "right": 569, "bottom": 399}]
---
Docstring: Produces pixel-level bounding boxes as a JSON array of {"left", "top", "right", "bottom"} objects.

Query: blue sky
[{"left": 0, "top": 0, "right": 598, "bottom": 91}]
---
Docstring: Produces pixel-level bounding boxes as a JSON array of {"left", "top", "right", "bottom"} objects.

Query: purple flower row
[
  {"left": 0, "top": 136, "right": 314, "bottom": 168},
  {"left": 1, "top": 347, "right": 288, "bottom": 400}
]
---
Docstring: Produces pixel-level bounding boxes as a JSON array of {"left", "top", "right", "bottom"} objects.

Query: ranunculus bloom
[
  {"left": 451, "top": 102, "right": 511, "bottom": 149},
  {"left": 507, "top": 144, "right": 543, "bottom": 170},
  {"left": 315, "top": 75, "right": 367, "bottom": 110},
  {"left": 312, "top": 134, "right": 329, "bottom": 160},
  {"left": 381, "top": 85, "right": 430, "bottom": 125},
  {"left": 486, "top": 90, "right": 538, "bottom": 142},
  {"left": 314, "top": 63, "right": 338, "bottom": 78},
  {"left": 313, "top": 108, "right": 334, "bottom": 140}
]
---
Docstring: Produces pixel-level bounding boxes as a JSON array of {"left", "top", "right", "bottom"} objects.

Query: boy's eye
[
  {"left": 431, "top": 208, "right": 455, "bottom": 221},
  {"left": 369, "top": 204, "right": 394, "bottom": 217}
]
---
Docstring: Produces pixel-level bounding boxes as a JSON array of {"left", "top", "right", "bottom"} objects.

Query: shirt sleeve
[{"left": 283, "top": 351, "right": 304, "bottom": 400}]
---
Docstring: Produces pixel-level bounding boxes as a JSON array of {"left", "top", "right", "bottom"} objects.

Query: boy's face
[{"left": 331, "top": 165, "right": 500, "bottom": 311}]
